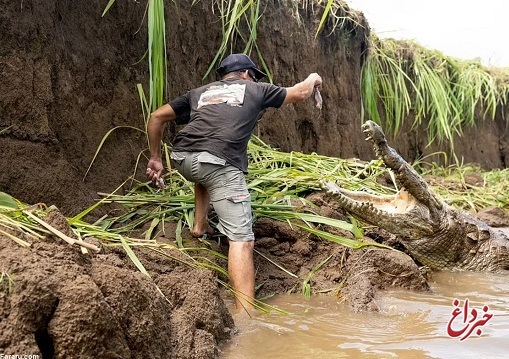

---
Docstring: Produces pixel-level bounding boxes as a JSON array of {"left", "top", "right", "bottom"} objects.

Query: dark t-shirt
[{"left": 169, "top": 78, "right": 287, "bottom": 172}]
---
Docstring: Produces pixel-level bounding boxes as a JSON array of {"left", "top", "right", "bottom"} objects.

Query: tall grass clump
[
  {"left": 303, "top": 0, "right": 364, "bottom": 38},
  {"left": 361, "top": 39, "right": 414, "bottom": 136},
  {"left": 362, "top": 37, "right": 509, "bottom": 145},
  {"left": 192, "top": 0, "right": 271, "bottom": 81},
  {"left": 147, "top": 0, "right": 168, "bottom": 111},
  {"left": 102, "top": 0, "right": 167, "bottom": 111},
  {"left": 419, "top": 162, "right": 509, "bottom": 212},
  {"left": 196, "top": 0, "right": 362, "bottom": 82}
]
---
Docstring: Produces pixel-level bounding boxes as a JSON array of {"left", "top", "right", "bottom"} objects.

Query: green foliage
[
  {"left": 92, "top": 136, "right": 393, "bottom": 250},
  {"left": 101, "top": 0, "right": 117, "bottom": 17},
  {"left": 0, "top": 272, "right": 14, "bottom": 295},
  {"left": 419, "top": 163, "right": 509, "bottom": 212},
  {"left": 147, "top": 0, "right": 168, "bottom": 111},
  {"left": 302, "top": 255, "right": 331, "bottom": 297},
  {"left": 0, "top": 197, "right": 40, "bottom": 248},
  {"left": 0, "top": 192, "right": 19, "bottom": 210},
  {"left": 196, "top": 0, "right": 273, "bottom": 81},
  {"left": 361, "top": 37, "right": 509, "bottom": 146},
  {"left": 314, "top": 0, "right": 363, "bottom": 38},
  {"left": 102, "top": 0, "right": 167, "bottom": 111},
  {"left": 196, "top": 0, "right": 361, "bottom": 82},
  {"left": 361, "top": 40, "right": 414, "bottom": 135},
  {"left": 0, "top": 125, "right": 12, "bottom": 136}
]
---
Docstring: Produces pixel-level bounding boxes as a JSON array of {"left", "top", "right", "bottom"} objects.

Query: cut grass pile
[{"left": 3, "top": 137, "right": 509, "bottom": 307}]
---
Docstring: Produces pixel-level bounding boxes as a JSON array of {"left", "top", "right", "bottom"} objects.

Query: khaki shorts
[{"left": 171, "top": 151, "right": 254, "bottom": 242}]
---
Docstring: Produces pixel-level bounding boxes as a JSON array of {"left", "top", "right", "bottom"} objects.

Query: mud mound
[
  {"left": 0, "top": 209, "right": 233, "bottom": 359},
  {"left": 0, "top": 199, "right": 433, "bottom": 358},
  {"left": 474, "top": 206, "right": 509, "bottom": 227},
  {"left": 340, "top": 245, "right": 430, "bottom": 312}
]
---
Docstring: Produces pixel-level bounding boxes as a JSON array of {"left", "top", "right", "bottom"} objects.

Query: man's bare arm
[
  {"left": 147, "top": 104, "right": 177, "bottom": 160},
  {"left": 146, "top": 104, "right": 177, "bottom": 185},
  {"left": 283, "top": 73, "right": 322, "bottom": 105}
]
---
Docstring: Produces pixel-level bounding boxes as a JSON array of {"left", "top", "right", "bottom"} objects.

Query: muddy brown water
[{"left": 220, "top": 272, "right": 509, "bottom": 359}]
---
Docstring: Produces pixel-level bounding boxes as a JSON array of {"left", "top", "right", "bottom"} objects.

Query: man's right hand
[
  {"left": 311, "top": 73, "right": 323, "bottom": 90},
  {"left": 283, "top": 72, "right": 323, "bottom": 105},
  {"left": 146, "top": 158, "right": 164, "bottom": 188}
]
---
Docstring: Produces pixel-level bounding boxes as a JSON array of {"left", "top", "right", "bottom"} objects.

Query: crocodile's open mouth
[
  {"left": 323, "top": 120, "right": 436, "bottom": 239},
  {"left": 361, "top": 188, "right": 416, "bottom": 215},
  {"left": 322, "top": 180, "right": 435, "bottom": 239},
  {"left": 322, "top": 181, "right": 419, "bottom": 216}
]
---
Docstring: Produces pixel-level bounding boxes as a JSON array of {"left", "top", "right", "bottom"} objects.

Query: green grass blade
[
  {"left": 83, "top": 126, "right": 146, "bottom": 180},
  {"left": 120, "top": 236, "right": 150, "bottom": 277},
  {"left": 102, "top": 0, "right": 117, "bottom": 17},
  {"left": 0, "top": 192, "right": 20, "bottom": 209}
]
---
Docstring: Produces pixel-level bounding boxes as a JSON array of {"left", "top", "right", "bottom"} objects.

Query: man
[{"left": 146, "top": 53, "right": 322, "bottom": 310}]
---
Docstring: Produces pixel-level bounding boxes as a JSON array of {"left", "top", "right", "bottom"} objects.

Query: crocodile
[{"left": 323, "top": 120, "right": 509, "bottom": 271}]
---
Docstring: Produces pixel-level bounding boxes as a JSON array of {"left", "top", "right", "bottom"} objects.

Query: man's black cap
[{"left": 216, "top": 53, "right": 267, "bottom": 81}]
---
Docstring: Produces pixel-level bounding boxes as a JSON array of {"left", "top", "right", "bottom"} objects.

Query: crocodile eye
[
  {"left": 479, "top": 229, "right": 490, "bottom": 241},
  {"left": 466, "top": 232, "right": 478, "bottom": 241},
  {"left": 465, "top": 223, "right": 479, "bottom": 241}
]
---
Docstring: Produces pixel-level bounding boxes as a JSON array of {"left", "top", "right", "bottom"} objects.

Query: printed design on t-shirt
[{"left": 197, "top": 84, "right": 246, "bottom": 109}]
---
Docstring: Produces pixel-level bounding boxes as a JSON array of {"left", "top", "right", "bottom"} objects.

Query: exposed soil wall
[
  {"left": 381, "top": 108, "right": 509, "bottom": 170},
  {"left": 2, "top": 0, "right": 507, "bottom": 214},
  {"left": 1, "top": 0, "right": 150, "bottom": 214}
]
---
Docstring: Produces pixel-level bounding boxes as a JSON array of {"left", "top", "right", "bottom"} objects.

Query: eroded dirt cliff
[{"left": 2, "top": 0, "right": 368, "bottom": 213}]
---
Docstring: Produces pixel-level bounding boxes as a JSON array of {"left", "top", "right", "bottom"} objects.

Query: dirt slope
[{"left": 0, "top": 209, "right": 233, "bottom": 358}]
